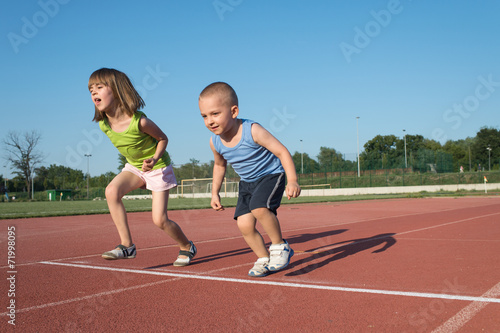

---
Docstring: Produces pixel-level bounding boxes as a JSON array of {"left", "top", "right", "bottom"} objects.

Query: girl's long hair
[{"left": 89, "top": 68, "right": 145, "bottom": 122}]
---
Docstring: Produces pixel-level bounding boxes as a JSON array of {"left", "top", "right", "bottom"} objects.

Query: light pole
[
  {"left": 300, "top": 140, "right": 303, "bottom": 174},
  {"left": 403, "top": 129, "right": 407, "bottom": 169},
  {"left": 468, "top": 145, "right": 471, "bottom": 172},
  {"left": 487, "top": 146, "right": 492, "bottom": 171},
  {"left": 85, "top": 154, "right": 92, "bottom": 199},
  {"left": 3, "top": 165, "right": 7, "bottom": 187},
  {"left": 31, "top": 166, "right": 35, "bottom": 200},
  {"left": 356, "top": 117, "right": 360, "bottom": 177}
]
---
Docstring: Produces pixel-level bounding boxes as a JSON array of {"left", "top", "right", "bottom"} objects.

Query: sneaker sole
[
  {"left": 173, "top": 241, "right": 196, "bottom": 266},
  {"left": 173, "top": 259, "right": 191, "bottom": 267},
  {"left": 248, "top": 271, "right": 270, "bottom": 277},
  {"left": 101, "top": 254, "right": 136, "bottom": 260},
  {"left": 268, "top": 248, "right": 294, "bottom": 271}
]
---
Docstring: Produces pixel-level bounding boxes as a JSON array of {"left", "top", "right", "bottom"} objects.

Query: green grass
[
  {"left": 0, "top": 197, "right": 216, "bottom": 219},
  {"left": 1, "top": 191, "right": 497, "bottom": 219}
]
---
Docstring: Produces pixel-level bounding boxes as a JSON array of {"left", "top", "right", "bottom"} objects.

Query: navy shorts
[{"left": 234, "top": 173, "right": 286, "bottom": 220}]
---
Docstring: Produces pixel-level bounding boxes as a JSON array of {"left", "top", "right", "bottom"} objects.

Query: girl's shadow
[{"left": 286, "top": 233, "right": 396, "bottom": 276}]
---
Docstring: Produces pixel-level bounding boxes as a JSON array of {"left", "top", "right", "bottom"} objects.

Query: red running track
[{"left": 1, "top": 197, "right": 500, "bottom": 332}]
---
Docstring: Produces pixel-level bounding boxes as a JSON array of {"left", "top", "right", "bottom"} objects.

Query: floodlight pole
[
  {"left": 85, "top": 154, "right": 92, "bottom": 199},
  {"left": 468, "top": 145, "right": 471, "bottom": 172},
  {"left": 3, "top": 165, "right": 6, "bottom": 187},
  {"left": 300, "top": 139, "right": 303, "bottom": 174},
  {"left": 403, "top": 129, "right": 407, "bottom": 168},
  {"left": 487, "top": 146, "right": 492, "bottom": 171},
  {"left": 356, "top": 117, "right": 360, "bottom": 177},
  {"left": 31, "top": 166, "right": 35, "bottom": 200}
]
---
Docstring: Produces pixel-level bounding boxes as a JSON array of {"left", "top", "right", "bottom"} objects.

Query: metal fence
[{"left": 298, "top": 169, "right": 500, "bottom": 189}]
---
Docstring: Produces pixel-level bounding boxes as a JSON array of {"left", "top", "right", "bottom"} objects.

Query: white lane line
[
  {"left": 0, "top": 279, "right": 176, "bottom": 316},
  {"left": 2, "top": 210, "right": 498, "bottom": 270},
  {"left": 0, "top": 209, "right": 498, "bottom": 318},
  {"left": 5, "top": 260, "right": 497, "bottom": 317},
  {"left": 39, "top": 261, "right": 500, "bottom": 304},
  {"left": 397, "top": 212, "right": 500, "bottom": 236},
  {"left": 0, "top": 261, "right": 253, "bottom": 317},
  {"left": 431, "top": 281, "right": 500, "bottom": 333},
  {"left": 286, "top": 204, "right": 500, "bottom": 235}
]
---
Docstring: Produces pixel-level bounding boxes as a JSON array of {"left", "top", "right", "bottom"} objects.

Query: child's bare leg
[
  {"left": 237, "top": 213, "right": 269, "bottom": 258},
  {"left": 105, "top": 171, "right": 144, "bottom": 247},
  {"left": 152, "top": 190, "right": 191, "bottom": 258},
  {"left": 252, "top": 207, "right": 293, "bottom": 272},
  {"left": 251, "top": 207, "right": 283, "bottom": 245}
]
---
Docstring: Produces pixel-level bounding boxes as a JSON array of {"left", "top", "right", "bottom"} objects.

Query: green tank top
[{"left": 99, "top": 111, "right": 171, "bottom": 170}]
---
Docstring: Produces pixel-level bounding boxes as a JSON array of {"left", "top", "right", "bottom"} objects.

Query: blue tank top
[{"left": 212, "top": 119, "right": 284, "bottom": 182}]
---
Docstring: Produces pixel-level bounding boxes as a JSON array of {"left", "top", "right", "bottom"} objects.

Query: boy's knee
[
  {"left": 237, "top": 218, "right": 256, "bottom": 234},
  {"left": 251, "top": 207, "right": 273, "bottom": 219}
]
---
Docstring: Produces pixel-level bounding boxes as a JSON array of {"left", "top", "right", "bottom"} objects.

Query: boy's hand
[
  {"left": 286, "top": 182, "right": 301, "bottom": 200},
  {"left": 142, "top": 158, "right": 157, "bottom": 172},
  {"left": 211, "top": 194, "right": 224, "bottom": 211}
]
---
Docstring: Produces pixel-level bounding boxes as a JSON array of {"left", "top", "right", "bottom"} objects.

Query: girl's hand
[{"left": 142, "top": 158, "right": 157, "bottom": 172}]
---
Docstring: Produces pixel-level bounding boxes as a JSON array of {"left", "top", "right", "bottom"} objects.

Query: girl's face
[{"left": 89, "top": 83, "right": 117, "bottom": 113}]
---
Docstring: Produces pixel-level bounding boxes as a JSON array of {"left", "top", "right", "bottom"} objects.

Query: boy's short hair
[{"left": 199, "top": 82, "right": 238, "bottom": 107}]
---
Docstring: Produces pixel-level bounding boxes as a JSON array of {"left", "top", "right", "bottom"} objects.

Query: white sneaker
[
  {"left": 248, "top": 257, "right": 270, "bottom": 277},
  {"left": 268, "top": 240, "right": 294, "bottom": 271},
  {"left": 102, "top": 244, "right": 136, "bottom": 260}
]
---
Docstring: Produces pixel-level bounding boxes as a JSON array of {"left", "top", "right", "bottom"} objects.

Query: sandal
[{"left": 173, "top": 241, "right": 197, "bottom": 266}]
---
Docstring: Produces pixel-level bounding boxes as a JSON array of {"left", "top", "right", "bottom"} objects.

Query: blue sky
[{"left": 2, "top": 1, "right": 499, "bottom": 178}]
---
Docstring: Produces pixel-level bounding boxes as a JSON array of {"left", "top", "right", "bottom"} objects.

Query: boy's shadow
[
  {"left": 286, "top": 229, "right": 348, "bottom": 246},
  {"left": 286, "top": 233, "right": 397, "bottom": 276}
]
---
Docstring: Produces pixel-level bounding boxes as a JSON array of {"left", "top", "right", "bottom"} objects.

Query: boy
[{"left": 199, "top": 82, "right": 301, "bottom": 277}]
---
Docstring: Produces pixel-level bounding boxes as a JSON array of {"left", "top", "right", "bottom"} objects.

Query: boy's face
[{"left": 199, "top": 94, "right": 238, "bottom": 136}]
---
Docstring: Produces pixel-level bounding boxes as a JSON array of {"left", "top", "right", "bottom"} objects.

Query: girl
[{"left": 89, "top": 68, "right": 196, "bottom": 266}]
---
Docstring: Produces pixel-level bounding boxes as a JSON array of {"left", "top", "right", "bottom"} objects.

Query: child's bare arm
[
  {"left": 139, "top": 116, "right": 168, "bottom": 171},
  {"left": 251, "top": 123, "right": 301, "bottom": 199},
  {"left": 210, "top": 137, "right": 227, "bottom": 210}
]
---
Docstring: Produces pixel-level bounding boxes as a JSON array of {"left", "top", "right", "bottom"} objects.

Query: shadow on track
[
  {"left": 285, "top": 233, "right": 397, "bottom": 276},
  {"left": 143, "top": 230, "right": 352, "bottom": 269}
]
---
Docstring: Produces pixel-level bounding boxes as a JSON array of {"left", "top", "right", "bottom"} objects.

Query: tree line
[
  {"left": 293, "top": 127, "right": 499, "bottom": 174},
  {"left": 2, "top": 127, "right": 499, "bottom": 197}
]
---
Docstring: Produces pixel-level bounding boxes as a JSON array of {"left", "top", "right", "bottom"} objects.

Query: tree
[
  {"left": 173, "top": 160, "right": 213, "bottom": 180},
  {"left": 317, "top": 147, "right": 344, "bottom": 172},
  {"left": 422, "top": 138, "right": 442, "bottom": 151},
  {"left": 361, "top": 135, "right": 402, "bottom": 169},
  {"left": 292, "top": 151, "right": 319, "bottom": 174},
  {"left": 472, "top": 127, "right": 500, "bottom": 170},
  {"left": 443, "top": 138, "right": 475, "bottom": 172},
  {"left": 189, "top": 158, "right": 199, "bottom": 178},
  {"left": 3, "top": 130, "right": 44, "bottom": 199},
  {"left": 36, "top": 164, "right": 86, "bottom": 190},
  {"left": 118, "top": 154, "right": 127, "bottom": 171}
]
